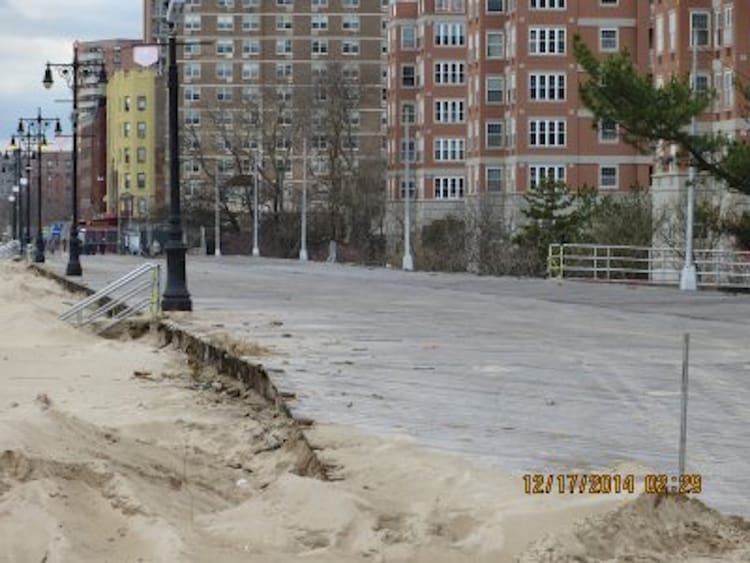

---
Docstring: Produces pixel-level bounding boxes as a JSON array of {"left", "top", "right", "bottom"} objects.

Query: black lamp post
[
  {"left": 16, "top": 109, "right": 61, "bottom": 263},
  {"left": 43, "top": 41, "right": 106, "bottom": 276},
  {"left": 6, "top": 140, "right": 23, "bottom": 248},
  {"left": 161, "top": 31, "right": 192, "bottom": 311}
]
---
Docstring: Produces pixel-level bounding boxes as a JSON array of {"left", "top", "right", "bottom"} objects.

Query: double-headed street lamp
[
  {"left": 43, "top": 41, "right": 107, "bottom": 276},
  {"left": 15, "top": 109, "right": 62, "bottom": 263}
]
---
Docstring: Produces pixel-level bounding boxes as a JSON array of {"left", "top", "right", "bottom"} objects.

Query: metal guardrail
[
  {"left": 59, "top": 263, "right": 161, "bottom": 332},
  {"left": 0, "top": 240, "right": 19, "bottom": 258},
  {"left": 548, "top": 244, "right": 750, "bottom": 289}
]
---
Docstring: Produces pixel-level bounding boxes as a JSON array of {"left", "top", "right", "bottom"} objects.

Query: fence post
[
  {"left": 606, "top": 247, "right": 611, "bottom": 280},
  {"left": 593, "top": 246, "right": 599, "bottom": 280},
  {"left": 679, "top": 332, "right": 690, "bottom": 476}
]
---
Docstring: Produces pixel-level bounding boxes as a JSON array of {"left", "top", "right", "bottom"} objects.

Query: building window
[
  {"left": 668, "top": 10, "right": 677, "bottom": 52},
  {"left": 242, "top": 15, "right": 260, "bottom": 31},
  {"left": 137, "top": 173, "right": 146, "bottom": 189},
  {"left": 216, "top": 15, "right": 234, "bottom": 31},
  {"left": 486, "top": 167, "right": 502, "bottom": 192},
  {"left": 184, "top": 39, "right": 202, "bottom": 57},
  {"left": 216, "top": 39, "right": 234, "bottom": 56},
  {"left": 435, "top": 0, "right": 465, "bottom": 12},
  {"left": 242, "top": 62, "right": 259, "bottom": 80},
  {"left": 137, "top": 122, "right": 146, "bottom": 138},
  {"left": 401, "top": 103, "right": 416, "bottom": 124},
  {"left": 185, "top": 86, "right": 201, "bottom": 102},
  {"left": 434, "top": 138, "right": 465, "bottom": 161},
  {"left": 218, "top": 0, "right": 234, "bottom": 7},
  {"left": 123, "top": 147, "right": 130, "bottom": 164},
  {"left": 528, "top": 119, "right": 566, "bottom": 147},
  {"left": 723, "top": 70, "right": 734, "bottom": 108},
  {"left": 184, "top": 62, "right": 201, "bottom": 80},
  {"left": 434, "top": 99, "right": 465, "bottom": 123},
  {"left": 401, "top": 25, "right": 417, "bottom": 49},
  {"left": 435, "top": 22, "right": 464, "bottom": 46},
  {"left": 434, "top": 177, "right": 465, "bottom": 199},
  {"left": 242, "top": 39, "right": 260, "bottom": 57},
  {"left": 600, "top": 165, "right": 618, "bottom": 189},
  {"left": 400, "top": 138, "right": 416, "bottom": 162},
  {"left": 724, "top": 5, "right": 734, "bottom": 46},
  {"left": 342, "top": 15, "right": 360, "bottom": 32},
  {"left": 402, "top": 64, "right": 416, "bottom": 87},
  {"left": 690, "top": 11, "right": 710, "bottom": 47},
  {"left": 486, "top": 32, "right": 505, "bottom": 58},
  {"left": 216, "top": 62, "right": 233, "bottom": 81},
  {"left": 216, "top": 86, "right": 233, "bottom": 102},
  {"left": 530, "top": 0, "right": 565, "bottom": 8},
  {"left": 341, "top": 40, "right": 360, "bottom": 55},
  {"left": 137, "top": 96, "right": 146, "bottom": 111},
  {"left": 276, "top": 63, "right": 292, "bottom": 80},
  {"left": 311, "top": 0, "right": 327, "bottom": 6},
  {"left": 486, "top": 76, "right": 505, "bottom": 103},
  {"left": 529, "top": 165, "right": 565, "bottom": 188},
  {"left": 487, "top": 0, "right": 505, "bottom": 12},
  {"left": 599, "top": 28, "right": 618, "bottom": 52},
  {"left": 184, "top": 110, "right": 200, "bottom": 126},
  {"left": 599, "top": 118, "right": 618, "bottom": 142},
  {"left": 311, "top": 14, "right": 328, "bottom": 30},
  {"left": 434, "top": 61, "right": 465, "bottom": 84},
  {"left": 655, "top": 14, "right": 664, "bottom": 53},
  {"left": 276, "top": 14, "right": 293, "bottom": 30},
  {"left": 486, "top": 121, "right": 504, "bottom": 148},
  {"left": 124, "top": 96, "right": 131, "bottom": 112},
  {"left": 184, "top": 14, "right": 201, "bottom": 31},
  {"left": 123, "top": 122, "right": 131, "bottom": 137},
  {"left": 528, "top": 73, "right": 565, "bottom": 101},
  {"left": 311, "top": 39, "right": 328, "bottom": 55},
  {"left": 276, "top": 38, "right": 293, "bottom": 55},
  {"left": 528, "top": 27, "right": 566, "bottom": 55},
  {"left": 692, "top": 72, "right": 709, "bottom": 95},
  {"left": 137, "top": 147, "right": 146, "bottom": 163},
  {"left": 342, "top": 0, "right": 360, "bottom": 7},
  {"left": 124, "top": 173, "right": 131, "bottom": 190}
]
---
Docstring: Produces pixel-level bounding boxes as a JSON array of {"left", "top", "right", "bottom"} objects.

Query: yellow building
[{"left": 106, "top": 68, "right": 162, "bottom": 221}]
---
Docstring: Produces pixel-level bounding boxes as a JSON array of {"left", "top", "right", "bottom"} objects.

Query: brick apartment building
[
  {"left": 387, "top": 0, "right": 750, "bottom": 236},
  {"left": 650, "top": 0, "right": 750, "bottom": 216},
  {"left": 74, "top": 39, "right": 143, "bottom": 219},
  {"left": 143, "top": 0, "right": 389, "bottom": 215},
  {"left": 386, "top": 0, "right": 654, "bottom": 230}
]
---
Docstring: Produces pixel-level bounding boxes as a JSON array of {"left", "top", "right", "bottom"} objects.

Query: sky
[{"left": 0, "top": 0, "right": 142, "bottom": 148}]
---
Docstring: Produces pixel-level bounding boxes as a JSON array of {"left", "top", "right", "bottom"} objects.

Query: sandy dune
[{"left": 1, "top": 261, "right": 747, "bottom": 562}]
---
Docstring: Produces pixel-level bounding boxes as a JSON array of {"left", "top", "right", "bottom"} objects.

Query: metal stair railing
[{"left": 60, "top": 263, "right": 161, "bottom": 331}]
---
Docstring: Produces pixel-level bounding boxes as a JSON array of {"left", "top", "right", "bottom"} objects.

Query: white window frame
[
  {"left": 598, "top": 118, "right": 618, "bottom": 143},
  {"left": 530, "top": 0, "right": 565, "bottom": 9},
  {"left": 528, "top": 72, "right": 566, "bottom": 101},
  {"left": 486, "top": 167, "right": 503, "bottom": 192},
  {"left": 529, "top": 165, "right": 565, "bottom": 189},
  {"left": 486, "top": 31, "right": 505, "bottom": 58},
  {"left": 486, "top": 75, "right": 504, "bottom": 104},
  {"left": 434, "top": 61, "right": 465, "bottom": 85},
  {"left": 599, "top": 165, "right": 618, "bottom": 189},
  {"left": 486, "top": 121, "right": 504, "bottom": 148},
  {"left": 434, "top": 99, "right": 465, "bottom": 123},
  {"left": 528, "top": 119, "right": 566, "bottom": 147},
  {"left": 528, "top": 27, "right": 566, "bottom": 55},
  {"left": 599, "top": 28, "right": 618, "bottom": 52},
  {"left": 434, "top": 176, "right": 465, "bottom": 200},
  {"left": 689, "top": 11, "right": 710, "bottom": 48},
  {"left": 434, "top": 138, "right": 466, "bottom": 161}
]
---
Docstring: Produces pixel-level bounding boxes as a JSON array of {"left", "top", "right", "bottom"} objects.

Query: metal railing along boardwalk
[
  {"left": 548, "top": 244, "right": 750, "bottom": 289},
  {"left": 59, "top": 263, "right": 161, "bottom": 332}
]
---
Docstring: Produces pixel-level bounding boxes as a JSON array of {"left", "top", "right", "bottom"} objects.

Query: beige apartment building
[
  {"left": 387, "top": 0, "right": 653, "bottom": 228},
  {"left": 144, "top": 0, "right": 389, "bottom": 212}
]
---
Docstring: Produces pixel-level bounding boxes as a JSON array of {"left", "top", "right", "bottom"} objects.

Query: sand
[{"left": 1, "top": 260, "right": 747, "bottom": 562}]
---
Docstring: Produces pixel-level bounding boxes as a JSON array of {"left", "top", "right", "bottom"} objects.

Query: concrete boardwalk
[{"left": 42, "top": 254, "right": 750, "bottom": 516}]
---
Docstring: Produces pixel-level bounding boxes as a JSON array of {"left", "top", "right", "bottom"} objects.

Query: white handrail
[
  {"left": 59, "top": 263, "right": 161, "bottom": 331},
  {"left": 548, "top": 244, "right": 750, "bottom": 289}
]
